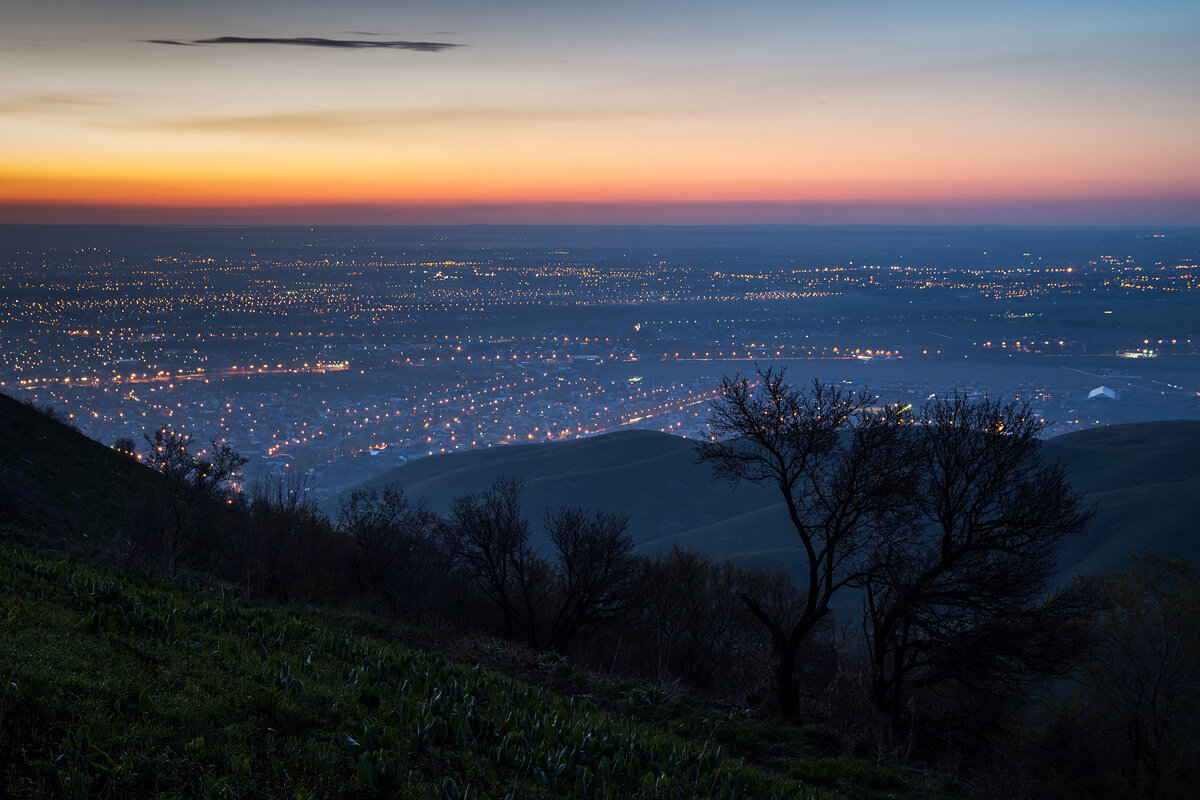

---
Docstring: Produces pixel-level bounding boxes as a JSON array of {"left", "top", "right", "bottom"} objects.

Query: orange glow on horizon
[
  {"left": 7, "top": 94, "right": 1199, "bottom": 218},
  {"left": 4, "top": 100, "right": 1199, "bottom": 224},
  {"left": 6, "top": 155, "right": 1198, "bottom": 211},
  {"left": 3, "top": 2, "right": 1197, "bottom": 225}
]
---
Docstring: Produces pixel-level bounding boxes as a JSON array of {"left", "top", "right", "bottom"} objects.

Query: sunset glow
[{"left": 4, "top": 0, "right": 1199, "bottom": 224}]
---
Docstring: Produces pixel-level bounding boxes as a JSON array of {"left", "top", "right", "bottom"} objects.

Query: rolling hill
[
  {"left": 1043, "top": 421, "right": 1200, "bottom": 576},
  {"left": 4, "top": 384, "right": 1196, "bottom": 581},
  {"left": 349, "top": 422, "right": 1200, "bottom": 579},
  {"left": 336, "top": 430, "right": 788, "bottom": 558}
]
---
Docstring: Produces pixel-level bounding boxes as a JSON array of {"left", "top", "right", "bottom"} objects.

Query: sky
[{"left": 2, "top": 0, "right": 1199, "bottom": 225}]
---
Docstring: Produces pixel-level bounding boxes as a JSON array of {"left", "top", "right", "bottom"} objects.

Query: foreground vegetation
[
  {"left": 3, "top": 388, "right": 1199, "bottom": 798},
  {"left": 0, "top": 540, "right": 822, "bottom": 799}
]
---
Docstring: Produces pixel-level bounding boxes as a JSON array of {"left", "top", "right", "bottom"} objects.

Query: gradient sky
[{"left": 3, "top": 0, "right": 1199, "bottom": 224}]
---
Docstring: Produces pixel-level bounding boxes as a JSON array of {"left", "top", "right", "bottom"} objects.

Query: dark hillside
[
  {"left": 353, "top": 421, "right": 1200, "bottom": 576},
  {"left": 4, "top": 391, "right": 1195, "bottom": 798},
  {"left": 0, "top": 404, "right": 958, "bottom": 799},
  {"left": 1043, "top": 421, "right": 1200, "bottom": 576},
  {"left": 344, "top": 430, "right": 782, "bottom": 551},
  {"left": 1043, "top": 421, "right": 1200, "bottom": 493},
  {"left": 0, "top": 393, "right": 160, "bottom": 544}
]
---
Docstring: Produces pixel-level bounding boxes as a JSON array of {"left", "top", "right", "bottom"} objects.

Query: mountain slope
[
  {"left": 0, "top": 393, "right": 160, "bottom": 544},
  {"left": 0, "top": 401, "right": 953, "bottom": 800},
  {"left": 353, "top": 422, "right": 1200, "bottom": 576},
  {"left": 1043, "top": 422, "right": 1200, "bottom": 576},
  {"left": 342, "top": 430, "right": 780, "bottom": 551},
  {"left": 0, "top": 541, "right": 820, "bottom": 800},
  {"left": 5, "top": 387, "right": 1195, "bottom": 578}
]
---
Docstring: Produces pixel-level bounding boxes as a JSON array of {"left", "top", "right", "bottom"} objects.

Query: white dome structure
[{"left": 1088, "top": 386, "right": 1119, "bottom": 401}]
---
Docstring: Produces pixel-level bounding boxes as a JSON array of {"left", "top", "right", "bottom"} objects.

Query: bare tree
[
  {"left": 1072, "top": 555, "right": 1200, "bottom": 798},
  {"left": 445, "top": 479, "right": 639, "bottom": 651},
  {"left": 543, "top": 506, "right": 637, "bottom": 651},
  {"left": 632, "top": 547, "right": 815, "bottom": 700},
  {"left": 862, "top": 395, "right": 1094, "bottom": 732},
  {"left": 336, "top": 483, "right": 445, "bottom": 618},
  {"left": 696, "top": 367, "right": 915, "bottom": 717},
  {"left": 445, "top": 477, "right": 548, "bottom": 645},
  {"left": 243, "top": 470, "right": 329, "bottom": 600},
  {"left": 635, "top": 547, "right": 749, "bottom": 689},
  {"left": 143, "top": 427, "right": 247, "bottom": 574}
]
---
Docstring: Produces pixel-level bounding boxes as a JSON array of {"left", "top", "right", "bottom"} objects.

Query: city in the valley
[{"left": 3, "top": 225, "right": 1198, "bottom": 499}]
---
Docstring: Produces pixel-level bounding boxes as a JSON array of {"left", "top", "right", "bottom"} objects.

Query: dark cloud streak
[{"left": 145, "top": 36, "right": 460, "bottom": 52}]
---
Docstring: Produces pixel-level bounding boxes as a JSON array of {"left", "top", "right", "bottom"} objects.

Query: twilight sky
[{"left": 3, "top": 0, "right": 1199, "bottom": 224}]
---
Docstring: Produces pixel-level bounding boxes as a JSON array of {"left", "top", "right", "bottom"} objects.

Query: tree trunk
[
  {"left": 776, "top": 639, "right": 801, "bottom": 718},
  {"left": 740, "top": 591, "right": 806, "bottom": 718}
]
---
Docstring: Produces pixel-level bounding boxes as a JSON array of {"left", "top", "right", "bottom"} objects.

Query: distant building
[{"left": 1088, "top": 386, "right": 1119, "bottom": 401}]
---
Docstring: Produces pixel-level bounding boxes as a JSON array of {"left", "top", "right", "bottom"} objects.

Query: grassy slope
[
  {"left": 0, "top": 541, "right": 962, "bottom": 800},
  {"left": 344, "top": 430, "right": 781, "bottom": 552},
  {"left": 353, "top": 422, "right": 1200, "bottom": 576},
  {"left": 0, "top": 542, "right": 820, "bottom": 799},
  {"left": 0, "top": 395, "right": 960, "bottom": 800},
  {"left": 0, "top": 393, "right": 162, "bottom": 545},
  {"left": 1043, "top": 422, "right": 1200, "bottom": 576}
]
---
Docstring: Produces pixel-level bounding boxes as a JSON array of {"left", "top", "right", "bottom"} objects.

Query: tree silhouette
[
  {"left": 543, "top": 505, "right": 636, "bottom": 650},
  {"left": 445, "top": 478, "right": 637, "bottom": 651},
  {"left": 1073, "top": 555, "right": 1200, "bottom": 798},
  {"left": 243, "top": 470, "right": 329, "bottom": 601},
  {"left": 634, "top": 547, "right": 751, "bottom": 690},
  {"left": 144, "top": 427, "right": 247, "bottom": 574},
  {"left": 445, "top": 477, "right": 552, "bottom": 646},
  {"left": 696, "top": 367, "right": 914, "bottom": 717},
  {"left": 862, "top": 395, "right": 1094, "bottom": 731},
  {"left": 337, "top": 483, "right": 444, "bottom": 618}
]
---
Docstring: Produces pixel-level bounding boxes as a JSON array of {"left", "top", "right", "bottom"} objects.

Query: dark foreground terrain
[{"left": 3, "top": 392, "right": 1199, "bottom": 798}]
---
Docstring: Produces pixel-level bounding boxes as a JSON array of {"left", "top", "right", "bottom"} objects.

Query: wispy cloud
[
  {"left": 144, "top": 36, "right": 461, "bottom": 52},
  {"left": 0, "top": 93, "right": 119, "bottom": 116},
  {"left": 145, "top": 105, "right": 642, "bottom": 137}
]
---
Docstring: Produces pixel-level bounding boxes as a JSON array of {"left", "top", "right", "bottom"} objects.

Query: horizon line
[
  {"left": 4, "top": 197, "right": 1200, "bottom": 227},
  {"left": 5, "top": 221, "right": 1200, "bottom": 230}
]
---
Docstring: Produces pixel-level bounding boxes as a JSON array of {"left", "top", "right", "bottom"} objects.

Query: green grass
[{"left": 0, "top": 539, "right": 825, "bottom": 799}]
